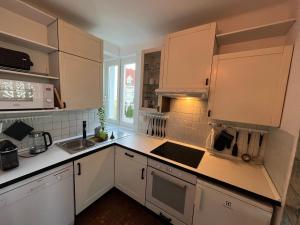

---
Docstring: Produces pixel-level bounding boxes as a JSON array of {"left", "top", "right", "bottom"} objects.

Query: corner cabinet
[
  {"left": 115, "top": 146, "right": 147, "bottom": 205},
  {"left": 56, "top": 52, "right": 103, "bottom": 110},
  {"left": 74, "top": 147, "right": 114, "bottom": 214},
  {"left": 208, "top": 45, "right": 293, "bottom": 127},
  {"left": 161, "top": 22, "right": 216, "bottom": 91}
]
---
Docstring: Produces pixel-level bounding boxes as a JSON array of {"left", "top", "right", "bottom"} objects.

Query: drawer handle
[
  {"left": 77, "top": 162, "right": 81, "bottom": 176},
  {"left": 141, "top": 168, "right": 145, "bottom": 180},
  {"left": 159, "top": 212, "right": 172, "bottom": 223},
  {"left": 125, "top": 152, "right": 134, "bottom": 158}
]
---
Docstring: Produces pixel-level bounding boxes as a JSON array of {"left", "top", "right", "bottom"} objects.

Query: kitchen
[{"left": 0, "top": 0, "right": 299, "bottom": 225}]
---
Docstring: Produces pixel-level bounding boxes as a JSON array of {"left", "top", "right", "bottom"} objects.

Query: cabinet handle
[
  {"left": 77, "top": 162, "right": 81, "bottom": 176},
  {"left": 141, "top": 168, "right": 145, "bottom": 180},
  {"left": 205, "top": 78, "right": 209, "bottom": 86},
  {"left": 195, "top": 186, "right": 203, "bottom": 211},
  {"left": 125, "top": 152, "right": 134, "bottom": 158},
  {"left": 208, "top": 110, "right": 211, "bottom": 117},
  {"left": 159, "top": 212, "right": 172, "bottom": 223}
]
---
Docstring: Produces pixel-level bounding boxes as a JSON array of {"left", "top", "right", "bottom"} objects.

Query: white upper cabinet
[
  {"left": 58, "top": 20, "right": 103, "bottom": 62},
  {"left": 161, "top": 22, "right": 216, "bottom": 91},
  {"left": 58, "top": 52, "right": 102, "bottom": 110},
  {"left": 208, "top": 45, "right": 293, "bottom": 127}
]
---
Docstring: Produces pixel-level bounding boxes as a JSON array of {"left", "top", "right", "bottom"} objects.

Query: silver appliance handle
[{"left": 151, "top": 171, "right": 187, "bottom": 189}]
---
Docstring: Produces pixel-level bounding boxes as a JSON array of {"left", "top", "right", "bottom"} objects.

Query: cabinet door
[
  {"left": 58, "top": 20, "right": 103, "bottom": 62},
  {"left": 193, "top": 181, "right": 272, "bottom": 225},
  {"left": 209, "top": 45, "right": 293, "bottom": 127},
  {"left": 74, "top": 147, "right": 114, "bottom": 214},
  {"left": 162, "top": 23, "right": 216, "bottom": 90},
  {"left": 59, "top": 52, "right": 102, "bottom": 110},
  {"left": 115, "top": 147, "right": 147, "bottom": 205}
]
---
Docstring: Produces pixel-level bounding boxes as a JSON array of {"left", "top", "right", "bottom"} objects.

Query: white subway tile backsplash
[
  {"left": 52, "top": 121, "right": 62, "bottom": 130},
  {"left": 139, "top": 98, "right": 210, "bottom": 147},
  {"left": 0, "top": 109, "right": 100, "bottom": 150}
]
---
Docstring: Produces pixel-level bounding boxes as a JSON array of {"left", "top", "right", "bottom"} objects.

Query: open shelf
[
  {"left": 0, "top": 0, "right": 56, "bottom": 26},
  {"left": 0, "top": 30, "right": 58, "bottom": 53},
  {"left": 0, "top": 108, "right": 64, "bottom": 115},
  {"left": 216, "top": 18, "right": 296, "bottom": 45},
  {"left": 0, "top": 68, "right": 59, "bottom": 80}
]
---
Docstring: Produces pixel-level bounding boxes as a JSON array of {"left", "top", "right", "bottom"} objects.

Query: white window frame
[
  {"left": 119, "top": 56, "right": 137, "bottom": 128},
  {"left": 104, "top": 59, "right": 121, "bottom": 124},
  {"left": 103, "top": 55, "right": 137, "bottom": 129}
]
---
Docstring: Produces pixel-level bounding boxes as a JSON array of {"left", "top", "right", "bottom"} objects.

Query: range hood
[{"left": 155, "top": 88, "right": 209, "bottom": 100}]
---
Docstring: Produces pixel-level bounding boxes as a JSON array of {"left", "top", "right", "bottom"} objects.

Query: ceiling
[{"left": 23, "top": 0, "right": 286, "bottom": 47}]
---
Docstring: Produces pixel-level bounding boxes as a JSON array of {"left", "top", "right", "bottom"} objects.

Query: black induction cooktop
[{"left": 150, "top": 142, "right": 205, "bottom": 168}]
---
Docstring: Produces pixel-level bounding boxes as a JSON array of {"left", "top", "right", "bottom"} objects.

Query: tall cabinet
[{"left": 52, "top": 19, "right": 103, "bottom": 110}]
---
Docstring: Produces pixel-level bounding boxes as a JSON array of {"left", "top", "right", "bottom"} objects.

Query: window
[
  {"left": 104, "top": 60, "right": 119, "bottom": 122},
  {"left": 104, "top": 57, "right": 136, "bottom": 127}
]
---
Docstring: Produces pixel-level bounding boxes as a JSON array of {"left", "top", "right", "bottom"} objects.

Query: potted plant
[{"left": 95, "top": 106, "right": 108, "bottom": 142}]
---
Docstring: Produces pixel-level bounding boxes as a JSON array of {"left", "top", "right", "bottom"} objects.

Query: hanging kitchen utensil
[
  {"left": 232, "top": 131, "right": 239, "bottom": 156},
  {"left": 4, "top": 120, "right": 33, "bottom": 141},
  {"left": 253, "top": 133, "right": 264, "bottom": 160},
  {"left": 156, "top": 117, "right": 159, "bottom": 136},
  {"left": 213, "top": 130, "right": 234, "bottom": 151},
  {"left": 146, "top": 117, "right": 151, "bottom": 135},
  {"left": 160, "top": 118, "right": 163, "bottom": 137},
  {"left": 242, "top": 132, "right": 252, "bottom": 162},
  {"left": 163, "top": 118, "right": 167, "bottom": 138},
  {"left": 151, "top": 117, "right": 155, "bottom": 136},
  {"left": 157, "top": 117, "right": 161, "bottom": 137}
]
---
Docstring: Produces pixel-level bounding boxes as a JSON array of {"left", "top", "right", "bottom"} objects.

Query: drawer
[
  {"left": 146, "top": 201, "right": 186, "bottom": 225},
  {"left": 115, "top": 146, "right": 147, "bottom": 165}
]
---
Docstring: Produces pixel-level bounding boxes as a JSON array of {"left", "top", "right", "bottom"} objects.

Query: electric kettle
[{"left": 29, "top": 131, "right": 53, "bottom": 154}]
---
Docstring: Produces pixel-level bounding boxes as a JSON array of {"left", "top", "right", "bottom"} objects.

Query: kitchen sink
[
  {"left": 57, "top": 138, "right": 95, "bottom": 154},
  {"left": 56, "top": 130, "right": 130, "bottom": 154}
]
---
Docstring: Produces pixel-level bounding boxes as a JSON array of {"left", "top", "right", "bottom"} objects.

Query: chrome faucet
[{"left": 82, "top": 121, "right": 87, "bottom": 140}]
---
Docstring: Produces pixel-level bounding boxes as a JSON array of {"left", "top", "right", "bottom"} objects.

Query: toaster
[{"left": 0, "top": 140, "right": 19, "bottom": 171}]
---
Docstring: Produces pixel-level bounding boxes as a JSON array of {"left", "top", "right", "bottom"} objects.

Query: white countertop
[
  {"left": 116, "top": 134, "right": 281, "bottom": 204},
  {"left": 0, "top": 133, "right": 281, "bottom": 205}
]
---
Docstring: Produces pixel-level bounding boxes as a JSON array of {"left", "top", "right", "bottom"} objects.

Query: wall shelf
[
  {"left": 0, "top": 68, "right": 59, "bottom": 80},
  {"left": 0, "top": 108, "right": 64, "bottom": 115},
  {"left": 216, "top": 18, "right": 296, "bottom": 45},
  {"left": 0, "top": 30, "right": 58, "bottom": 53},
  {"left": 0, "top": 0, "right": 56, "bottom": 26}
]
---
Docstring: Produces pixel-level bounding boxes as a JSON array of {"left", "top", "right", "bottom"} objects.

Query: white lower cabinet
[
  {"left": 115, "top": 146, "right": 147, "bottom": 205},
  {"left": 74, "top": 147, "right": 114, "bottom": 214},
  {"left": 193, "top": 180, "right": 273, "bottom": 225}
]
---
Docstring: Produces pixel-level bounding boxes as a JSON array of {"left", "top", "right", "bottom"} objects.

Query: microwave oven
[{"left": 0, "top": 79, "right": 54, "bottom": 110}]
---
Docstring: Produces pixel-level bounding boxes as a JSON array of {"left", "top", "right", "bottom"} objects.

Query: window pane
[
  {"left": 106, "top": 64, "right": 119, "bottom": 121},
  {"left": 121, "top": 63, "right": 136, "bottom": 124}
]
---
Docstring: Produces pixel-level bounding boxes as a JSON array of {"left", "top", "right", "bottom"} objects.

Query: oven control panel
[{"left": 148, "top": 158, "right": 196, "bottom": 184}]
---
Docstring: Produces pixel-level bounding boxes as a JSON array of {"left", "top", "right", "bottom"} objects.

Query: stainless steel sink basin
[{"left": 57, "top": 138, "right": 95, "bottom": 154}]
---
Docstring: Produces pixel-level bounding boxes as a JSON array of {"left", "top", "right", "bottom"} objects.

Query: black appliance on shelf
[
  {"left": 0, "top": 140, "right": 19, "bottom": 171},
  {"left": 0, "top": 47, "right": 33, "bottom": 71}
]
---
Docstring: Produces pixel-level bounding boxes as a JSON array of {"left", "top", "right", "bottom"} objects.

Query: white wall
[{"left": 263, "top": 0, "right": 300, "bottom": 224}]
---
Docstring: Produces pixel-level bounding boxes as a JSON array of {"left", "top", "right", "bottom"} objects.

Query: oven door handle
[{"left": 151, "top": 171, "right": 187, "bottom": 189}]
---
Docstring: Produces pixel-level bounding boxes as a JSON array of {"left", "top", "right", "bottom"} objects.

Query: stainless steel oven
[{"left": 146, "top": 159, "right": 196, "bottom": 225}]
